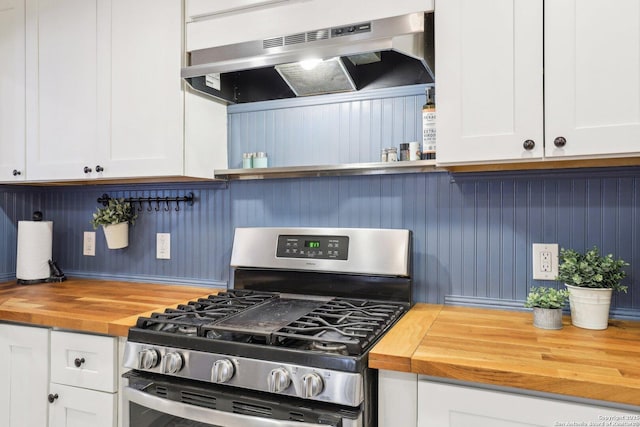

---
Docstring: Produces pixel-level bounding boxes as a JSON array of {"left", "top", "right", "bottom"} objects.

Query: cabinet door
[
  {"left": 545, "top": 0, "right": 640, "bottom": 159},
  {"left": 0, "top": 0, "right": 26, "bottom": 182},
  {"left": 0, "top": 324, "right": 49, "bottom": 427},
  {"left": 25, "top": 0, "right": 105, "bottom": 181},
  {"left": 102, "top": 0, "right": 184, "bottom": 179},
  {"left": 418, "top": 381, "right": 639, "bottom": 427},
  {"left": 435, "top": 0, "right": 544, "bottom": 165},
  {"left": 48, "top": 383, "right": 116, "bottom": 427}
]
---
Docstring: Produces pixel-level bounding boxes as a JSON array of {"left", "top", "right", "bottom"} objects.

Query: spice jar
[
  {"left": 253, "top": 152, "right": 268, "bottom": 168},
  {"left": 399, "top": 143, "right": 410, "bottom": 161},
  {"left": 386, "top": 147, "right": 398, "bottom": 162}
]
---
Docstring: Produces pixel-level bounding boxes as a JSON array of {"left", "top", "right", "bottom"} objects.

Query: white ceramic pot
[
  {"left": 565, "top": 284, "right": 613, "bottom": 330},
  {"left": 103, "top": 222, "right": 129, "bottom": 249},
  {"left": 532, "top": 307, "right": 563, "bottom": 330}
]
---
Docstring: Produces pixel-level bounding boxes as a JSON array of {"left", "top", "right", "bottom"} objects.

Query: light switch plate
[
  {"left": 157, "top": 233, "right": 171, "bottom": 259},
  {"left": 532, "top": 243, "right": 558, "bottom": 280},
  {"left": 83, "top": 231, "right": 96, "bottom": 256}
]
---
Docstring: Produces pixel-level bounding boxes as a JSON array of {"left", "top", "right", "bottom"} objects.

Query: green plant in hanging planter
[
  {"left": 557, "top": 246, "right": 628, "bottom": 293},
  {"left": 524, "top": 286, "right": 570, "bottom": 309},
  {"left": 90, "top": 198, "right": 138, "bottom": 229}
]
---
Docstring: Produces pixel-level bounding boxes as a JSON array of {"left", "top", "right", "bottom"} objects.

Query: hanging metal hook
[
  {"left": 147, "top": 197, "right": 153, "bottom": 212},
  {"left": 155, "top": 199, "right": 161, "bottom": 211},
  {"left": 175, "top": 200, "right": 180, "bottom": 212},
  {"left": 164, "top": 198, "right": 170, "bottom": 211},
  {"left": 137, "top": 200, "right": 143, "bottom": 212}
]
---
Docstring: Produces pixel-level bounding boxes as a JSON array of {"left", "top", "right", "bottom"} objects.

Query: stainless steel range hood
[{"left": 182, "top": 12, "right": 434, "bottom": 104}]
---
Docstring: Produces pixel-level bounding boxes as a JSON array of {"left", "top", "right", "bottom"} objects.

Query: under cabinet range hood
[{"left": 182, "top": 12, "right": 434, "bottom": 104}]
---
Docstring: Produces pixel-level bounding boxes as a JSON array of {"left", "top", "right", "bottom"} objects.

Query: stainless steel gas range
[{"left": 122, "top": 227, "right": 412, "bottom": 427}]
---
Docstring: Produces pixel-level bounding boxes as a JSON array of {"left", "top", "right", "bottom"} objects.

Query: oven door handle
[{"left": 124, "top": 386, "right": 335, "bottom": 427}]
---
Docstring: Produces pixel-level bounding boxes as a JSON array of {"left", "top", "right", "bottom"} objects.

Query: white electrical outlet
[
  {"left": 83, "top": 231, "right": 96, "bottom": 256},
  {"left": 157, "top": 233, "right": 171, "bottom": 259},
  {"left": 532, "top": 243, "right": 558, "bottom": 280}
]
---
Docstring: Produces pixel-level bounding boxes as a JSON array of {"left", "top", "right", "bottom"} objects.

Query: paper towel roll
[{"left": 16, "top": 220, "right": 53, "bottom": 281}]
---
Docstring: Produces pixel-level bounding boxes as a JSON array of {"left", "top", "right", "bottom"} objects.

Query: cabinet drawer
[{"left": 50, "top": 331, "right": 118, "bottom": 393}]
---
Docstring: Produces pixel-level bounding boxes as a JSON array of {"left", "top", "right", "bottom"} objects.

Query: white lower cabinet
[
  {"left": 378, "top": 372, "right": 640, "bottom": 427},
  {"left": 417, "top": 380, "right": 640, "bottom": 427},
  {"left": 49, "top": 330, "right": 118, "bottom": 427},
  {"left": 48, "top": 383, "right": 117, "bottom": 427},
  {"left": 0, "top": 324, "right": 49, "bottom": 427}
]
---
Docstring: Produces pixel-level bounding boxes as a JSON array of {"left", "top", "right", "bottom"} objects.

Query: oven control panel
[{"left": 276, "top": 235, "right": 349, "bottom": 260}]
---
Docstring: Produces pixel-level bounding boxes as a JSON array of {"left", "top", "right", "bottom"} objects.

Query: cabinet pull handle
[
  {"left": 83, "top": 166, "right": 92, "bottom": 174},
  {"left": 554, "top": 136, "right": 566, "bottom": 147},
  {"left": 523, "top": 140, "right": 535, "bottom": 150},
  {"left": 74, "top": 357, "right": 86, "bottom": 367},
  {"left": 95, "top": 165, "right": 104, "bottom": 173},
  {"left": 12, "top": 169, "right": 21, "bottom": 176},
  {"left": 48, "top": 393, "right": 59, "bottom": 403}
]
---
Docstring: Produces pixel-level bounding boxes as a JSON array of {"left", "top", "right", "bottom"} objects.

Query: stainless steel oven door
[{"left": 122, "top": 373, "right": 363, "bottom": 427}]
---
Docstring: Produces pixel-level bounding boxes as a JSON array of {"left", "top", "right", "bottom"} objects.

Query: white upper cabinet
[
  {"left": 102, "top": 0, "right": 184, "bottom": 179},
  {"left": 0, "top": 0, "right": 26, "bottom": 182},
  {"left": 545, "top": 0, "right": 640, "bottom": 159},
  {"left": 435, "top": 0, "right": 544, "bottom": 165},
  {"left": 23, "top": 0, "right": 226, "bottom": 182},
  {"left": 25, "top": 0, "right": 105, "bottom": 181},
  {"left": 437, "top": 0, "right": 640, "bottom": 166}
]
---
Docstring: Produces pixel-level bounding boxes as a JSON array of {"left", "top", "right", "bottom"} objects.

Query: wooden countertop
[
  {"left": 370, "top": 304, "right": 640, "bottom": 407},
  {"left": 0, "top": 278, "right": 221, "bottom": 336}
]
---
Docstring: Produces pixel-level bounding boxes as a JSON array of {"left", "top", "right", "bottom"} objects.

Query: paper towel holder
[{"left": 16, "top": 211, "right": 67, "bottom": 285}]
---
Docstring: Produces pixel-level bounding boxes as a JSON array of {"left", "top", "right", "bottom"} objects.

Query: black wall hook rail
[{"left": 97, "top": 192, "right": 195, "bottom": 212}]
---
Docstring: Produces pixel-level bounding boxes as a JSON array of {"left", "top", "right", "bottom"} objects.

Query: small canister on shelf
[
  {"left": 399, "top": 143, "right": 410, "bottom": 161},
  {"left": 253, "top": 152, "right": 268, "bottom": 168},
  {"left": 381, "top": 149, "right": 388, "bottom": 162},
  {"left": 386, "top": 147, "right": 398, "bottom": 162},
  {"left": 242, "top": 153, "right": 253, "bottom": 169},
  {"left": 409, "top": 142, "right": 420, "bottom": 161}
]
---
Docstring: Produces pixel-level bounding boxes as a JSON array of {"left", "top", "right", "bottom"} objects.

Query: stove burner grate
[
  {"left": 272, "top": 298, "right": 406, "bottom": 355},
  {"left": 135, "top": 290, "right": 277, "bottom": 336}
]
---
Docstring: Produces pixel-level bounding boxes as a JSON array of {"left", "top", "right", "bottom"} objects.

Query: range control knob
[
  {"left": 302, "top": 372, "right": 324, "bottom": 398},
  {"left": 139, "top": 349, "right": 159, "bottom": 370},
  {"left": 268, "top": 367, "right": 291, "bottom": 393},
  {"left": 164, "top": 352, "right": 183, "bottom": 374},
  {"left": 211, "top": 359, "right": 235, "bottom": 383}
]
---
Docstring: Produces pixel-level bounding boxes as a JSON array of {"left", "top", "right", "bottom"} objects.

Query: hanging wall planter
[
  {"left": 90, "top": 198, "right": 137, "bottom": 250},
  {"left": 102, "top": 222, "right": 129, "bottom": 249}
]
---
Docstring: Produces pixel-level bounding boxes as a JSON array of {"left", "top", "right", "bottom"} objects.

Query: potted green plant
[
  {"left": 524, "top": 286, "right": 569, "bottom": 329},
  {"left": 557, "top": 246, "right": 628, "bottom": 330},
  {"left": 90, "top": 198, "right": 137, "bottom": 249}
]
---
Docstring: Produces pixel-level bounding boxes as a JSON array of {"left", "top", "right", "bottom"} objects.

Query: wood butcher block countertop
[
  {"left": 370, "top": 304, "right": 640, "bottom": 407},
  {"left": 0, "top": 278, "right": 221, "bottom": 336}
]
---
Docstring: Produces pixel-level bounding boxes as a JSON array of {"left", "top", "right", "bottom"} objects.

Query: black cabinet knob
[
  {"left": 83, "top": 166, "right": 92, "bottom": 173},
  {"left": 554, "top": 136, "right": 567, "bottom": 147},
  {"left": 48, "top": 393, "right": 58, "bottom": 403},
  {"left": 523, "top": 139, "right": 535, "bottom": 150},
  {"left": 95, "top": 165, "right": 104, "bottom": 173},
  {"left": 74, "top": 357, "right": 85, "bottom": 367},
  {"left": 12, "top": 169, "right": 21, "bottom": 176}
]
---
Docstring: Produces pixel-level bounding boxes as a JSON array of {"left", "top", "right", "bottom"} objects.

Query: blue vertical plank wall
[{"left": 0, "top": 85, "right": 638, "bottom": 319}]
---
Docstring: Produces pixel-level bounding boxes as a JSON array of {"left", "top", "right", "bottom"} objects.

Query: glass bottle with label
[{"left": 422, "top": 86, "right": 436, "bottom": 160}]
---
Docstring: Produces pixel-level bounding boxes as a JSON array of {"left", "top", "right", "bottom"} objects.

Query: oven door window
[{"left": 131, "top": 401, "right": 220, "bottom": 427}]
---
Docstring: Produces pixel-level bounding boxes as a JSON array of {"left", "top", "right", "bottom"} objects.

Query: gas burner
[
  {"left": 178, "top": 325, "right": 198, "bottom": 335},
  {"left": 310, "top": 341, "right": 348, "bottom": 355}
]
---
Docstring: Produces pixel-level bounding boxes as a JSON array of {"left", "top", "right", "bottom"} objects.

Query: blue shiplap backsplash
[{"left": 0, "top": 85, "right": 638, "bottom": 320}]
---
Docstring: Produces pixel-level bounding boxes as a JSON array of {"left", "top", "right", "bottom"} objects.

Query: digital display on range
[{"left": 276, "top": 235, "right": 349, "bottom": 260}]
